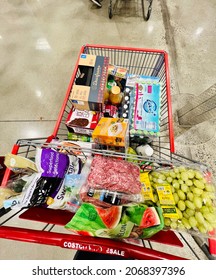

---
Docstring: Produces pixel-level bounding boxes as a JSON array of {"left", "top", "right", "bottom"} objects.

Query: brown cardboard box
[{"left": 70, "top": 54, "right": 109, "bottom": 112}]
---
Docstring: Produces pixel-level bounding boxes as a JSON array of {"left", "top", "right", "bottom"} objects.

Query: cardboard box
[
  {"left": 66, "top": 108, "right": 101, "bottom": 136},
  {"left": 59, "top": 141, "right": 96, "bottom": 156},
  {"left": 103, "top": 104, "right": 118, "bottom": 118},
  {"left": 70, "top": 54, "right": 109, "bottom": 111},
  {"left": 95, "top": 144, "right": 126, "bottom": 155},
  {"left": 106, "top": 64, "right": 128, "bottom": 93},
  {"left": 92, "top": 117, "right": 129, "bottom": 147},
  {"left": 108, "top": 64, "right": 128, "bottom": 79},
  {"left": 130, "top": 82, "right": 161, "bottom": 137}
]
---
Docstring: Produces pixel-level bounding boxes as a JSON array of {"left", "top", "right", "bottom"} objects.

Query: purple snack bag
[{"left": 36, "top": 148, "right": 69, "bottom": 178}]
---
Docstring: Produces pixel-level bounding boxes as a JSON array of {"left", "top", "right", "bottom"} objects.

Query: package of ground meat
[{"left": 79, "top": 156, "right": 142, "bottom": 207}]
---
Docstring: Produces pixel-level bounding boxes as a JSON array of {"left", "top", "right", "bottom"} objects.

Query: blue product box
[{"left": 129, "top": 82, "right": 161, "bottom": 136}]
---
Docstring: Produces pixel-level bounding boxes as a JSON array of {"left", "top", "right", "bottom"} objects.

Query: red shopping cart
[{"left": 0, "top": 44, "right": 215, "bottom": 260}]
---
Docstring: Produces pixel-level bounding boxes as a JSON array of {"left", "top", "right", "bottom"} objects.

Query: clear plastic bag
[
  {"left": 79, "top": 155, "right": 144, "bottom": 207},
  {"left": 147, "top": 163, "right": 216, "bottom": 238},
  {"left": 0, "top": 172, "right": 34, "bottom": 208},
  {"left": 65, "top": 202, "right": 164, "bottom": 239},
  {"left": 4, "top": 154, "right": 38, "bottom": 173}
]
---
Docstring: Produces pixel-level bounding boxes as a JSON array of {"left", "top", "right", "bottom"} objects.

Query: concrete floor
[{"left": 0, "top": 0, "right": 216, "bottom": 259}]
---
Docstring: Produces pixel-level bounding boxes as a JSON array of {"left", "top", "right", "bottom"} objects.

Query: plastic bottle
[
  {"left": 109, "top": 86, "right": 123, "bottom": 106},
  {"left": 136, "top": 144, "right": 154, "bottom": 157},
  {"left": 86, "top": 187, "right": 143, "bottom": 205}
]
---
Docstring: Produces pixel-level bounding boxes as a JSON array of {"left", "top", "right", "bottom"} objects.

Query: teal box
[{"left": 130, "top": 82, "right": 161, "bottom": 136}]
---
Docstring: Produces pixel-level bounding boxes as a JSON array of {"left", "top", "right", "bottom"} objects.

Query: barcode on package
[
  {"left": 145, "top": 122, "right": 156, "bottom": 130},
  {"left": 136, "top": 121, "right": 156, "bottom": 130},
  {"left": 157, "top": 186, "right": 164, "bottom": 191}
]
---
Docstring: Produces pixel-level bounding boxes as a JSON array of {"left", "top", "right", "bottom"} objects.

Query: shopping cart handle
[{"left": 0, "top": 226, "right": 188, "bottom": 260}]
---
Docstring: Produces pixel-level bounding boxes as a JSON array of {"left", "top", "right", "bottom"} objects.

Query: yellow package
[
  {"left": 92, "top": 117, "right": 129, "bottom": 147},
  {"left": 4, "top": 154, "right": 38, "bottom": 173},
  {"left": 140, "top": 172, "right": 155, "bottom": 202},
  {"left": 156, "top": 185, "right": 179, "bottom": 219}
]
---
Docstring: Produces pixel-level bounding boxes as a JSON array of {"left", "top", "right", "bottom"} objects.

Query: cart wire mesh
[{"left": 52, "top": 45, "right": 175, "bottom": 163}]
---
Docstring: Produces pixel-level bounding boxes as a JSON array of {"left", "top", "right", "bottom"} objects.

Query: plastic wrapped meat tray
[{"left": 80, "top": 156, "right": 142, "bottom": 207}]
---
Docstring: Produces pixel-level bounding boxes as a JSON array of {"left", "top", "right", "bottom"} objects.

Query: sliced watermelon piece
[
  {"left": 76, "top": 230, "right": 94, "bottom": 236},
  {"left": 140, "top": 207, "right": 161, "bottom": 228},
  {"left": 96, "top": 206, "right": 122, "bottom": 229}
]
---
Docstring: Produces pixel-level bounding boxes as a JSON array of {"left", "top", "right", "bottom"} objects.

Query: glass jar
[{"left": 109, "top": 86, "right": 123, "bottom": 106}]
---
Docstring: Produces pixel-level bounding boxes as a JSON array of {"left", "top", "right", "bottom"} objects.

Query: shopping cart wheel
[
  {"left": 108, "top": 7, "right": 113, "bottom": 19},
  {"left": 142, "top": 0, "right": 153, "bottom": 21},
  {"left": 108, "top": 0, "right": 113, "bottom": 19}
]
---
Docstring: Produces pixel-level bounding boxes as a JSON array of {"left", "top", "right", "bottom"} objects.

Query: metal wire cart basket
[{"left": 0, "top": 45, "right": 215, "bottom": 260}]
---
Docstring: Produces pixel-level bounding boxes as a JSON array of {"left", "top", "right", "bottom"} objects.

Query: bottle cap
[{"left": 111, "top": 86, "right": 121, "bottom": 95}]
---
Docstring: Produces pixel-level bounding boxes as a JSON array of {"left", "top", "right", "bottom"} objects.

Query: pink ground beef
[{"left": 87, "top": 156, "right": 141, "bottom": 194}]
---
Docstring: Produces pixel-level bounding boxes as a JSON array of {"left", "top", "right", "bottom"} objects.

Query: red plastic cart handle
[{"left": 0, "top": 226, "right": 187, "bottom": 260}]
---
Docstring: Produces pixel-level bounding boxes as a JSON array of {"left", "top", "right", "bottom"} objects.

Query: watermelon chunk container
[
  {"left": 65, "top": 203, "right": 164, "bottom": 239},
  {"left": 1, "top": 44, "right": 216, "bottom": 260}
]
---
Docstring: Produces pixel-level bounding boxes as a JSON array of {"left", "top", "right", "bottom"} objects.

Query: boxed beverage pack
[
  {"left": 92, "top": 117, "right": 129, "bottom": 147},
  {"left": 119, "top": 75, "right": 160, "bottom": 119},
  {"left": 70, "top": 54, "right": 109, "bottom": 111},
  {"left": 129, "top": 82, "right": 161, "bottom": 137}
]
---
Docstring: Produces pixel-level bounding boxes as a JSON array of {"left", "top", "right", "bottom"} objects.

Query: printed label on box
[
  {"left": 70, "top": 54, "right": 109, "bottom": 111},
  {"left": 66, "top": 108, "right": 101, "bottom": 135},
  {"left": 92, "top": 118, "right": 129, "bottom": 147},
  {"left": 134, "top": 83, "right": 161, "bottom": 133}
]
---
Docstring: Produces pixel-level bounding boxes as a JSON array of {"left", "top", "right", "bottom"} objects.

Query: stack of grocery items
[
  {"left": 66, "top": 53, "right": 109, "bottom": 147},
  {"left": 1, "top": 148, "right": 216, "bottom": 241},
  {"left": 65, "top": 53, "right": 162, "bottom": 156},
  {"left": 65, "top": 54, "right": 129, "bottom": 153},
  {"left": 1, "top": 150, "right": 164, "bottom": 239}
]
